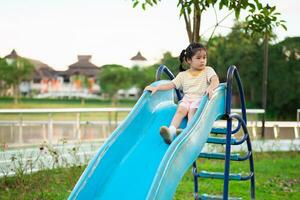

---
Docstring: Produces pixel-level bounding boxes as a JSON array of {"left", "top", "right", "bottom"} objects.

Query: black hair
[{"left": 179, "top": 42, "right": 207, "bottom": 71}]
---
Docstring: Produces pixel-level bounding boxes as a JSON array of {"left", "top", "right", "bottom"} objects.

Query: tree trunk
[
  {"left": 261, "top": 33, "right": 269, "bottom": 138},
  {"left": 13, "top": 84, "right": 19, "bottom": 104},
  {"left": 81, "top": 98, "right": 85, "bottom": 105},
  {"left": 181, "top": 1, "right": 202, "bottom": 43},
  {"left": 111, "top": 93, "right": 118, "bottom": 107},
  {"left": 193, "top": 1, "right": 201, "bottom": 42}
]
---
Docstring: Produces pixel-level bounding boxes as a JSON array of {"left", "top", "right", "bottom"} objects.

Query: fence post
[
  {"left": 294, "top": 126, "right": 299, "bottom": 139},
  {"left": 115, "top": 111, "right": 118, "bottom": 128},
  {"left": 18, "top": 113, "right": 23, "bottom": 145},
  {"left": 108, "top": 111, "right": 112, "bottom": 132},
  {"left": 76, "top": 112, "right": 81, "bottom": 140},
  {"left": 297, "top": 109, "right": 300, "bottom": 139},
  {"left": 48, "top": 113, "right": 53, "bottom": 144},
  {"left": 273, "top": 125, "right": 279, "bottom": 139},
  {"left": 252, "top": 121, "right": 257, "bottom": 139},
  {"left": 42, "top": 123, "right": 47, "bottom": 141}
]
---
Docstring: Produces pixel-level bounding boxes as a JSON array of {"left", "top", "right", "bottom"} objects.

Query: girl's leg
[
  {"left": 170, "top": 106, "right": 188, "bottom": 128},
  {"left": 160, "top": 106, "right": 188, "bottom": 144},
  {"left": 187, "top": 108, "right": 197, "bottom": 124}
]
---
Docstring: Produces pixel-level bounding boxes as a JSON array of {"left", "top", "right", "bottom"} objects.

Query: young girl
[{"left": 145, "top": 43, "right": 219, "bottom": 144}]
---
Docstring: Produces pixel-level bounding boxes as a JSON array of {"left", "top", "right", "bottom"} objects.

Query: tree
[
  {"left": 245, "top": 3, "right": 287, "bottom": 135},
  {"left": 207, "top": 22, "right": 262, "bottom": 108},
  {"left": 132, "top": 0, "right": 281, "bottom": 43},
  {"left": 160, "top": 52, "right": 181, "bottom": 76},
  {"left": 267, "top": 37, "right": 300, "bottom": 119},
  {"left": 130, "top": 53, "right": 180, "bottom": 93},
  {"left": 0, "top": 57, "right": 34, "bottom": 103},
  {"left": 0, "top": 58, "right": 9, "bottom": 96},
  {"left": 131, "top": 65, "right": 157, "bottom": 92},
  {"left": 98, "top": 64, "right": 132, "bottom": 106}
]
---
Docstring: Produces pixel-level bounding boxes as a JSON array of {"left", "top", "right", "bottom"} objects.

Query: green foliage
[
  {"left": 0, "top": 57, "right": 34, "bottom": 85},
  {"left": 98, "top": 64, "right": 132, "bottom": 104},
  {"left": 160, "top": 52, "right": 181, "bottom": 76},
  {"left": 208, "top": 30, "right": 299, "bottom": 119},
  {"left": 208, "top": 22, "right": 263, "bottom": 105},
  {"left": 133, "top": 0, "right": 256, "bottom": 17},
  {"left": 267, "top": 37, "right": 300, "bottom": 119},
  {"left": 130, "top": 65, "right": 156, "bottom": 91},
  {"left": 245, "top": 3, "right": 287, "bottom": 37},
  {"left": 0, "top": 57, "right": 34, "bottom": 102},
  {"left": 132, "top": 0, "right": 285, "bottom": 43},
  {"left": 99, "top": 64, "right": 132, "bottom": 95}
]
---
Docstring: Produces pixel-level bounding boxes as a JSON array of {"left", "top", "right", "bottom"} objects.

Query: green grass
[
  {"left": 0, "top": 97, "right": 137, "bottom": 108},
  {"left": 0, "top": 97, "right": 136, "bottom": 121},
  {"left": 0, "top": 152, "right": 299, "bottom": 199},
  {"left": 0, "top": 166, "right": 84, "bottom": 200},
  {"left": 175, "top": 151, "right": 300, "bottom": 199}
]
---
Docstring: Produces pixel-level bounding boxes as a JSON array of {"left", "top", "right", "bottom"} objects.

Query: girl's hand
[
  {"left": 205, "top": 87, "right": 214, "bottom": 99},
  {"left": 144, "top": 85, "right": 158, "bottom": 95}
]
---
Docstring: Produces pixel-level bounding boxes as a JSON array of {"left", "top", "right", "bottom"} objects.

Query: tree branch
[{"left": 181, "top": 0, "right": 193, "bottom": 42}]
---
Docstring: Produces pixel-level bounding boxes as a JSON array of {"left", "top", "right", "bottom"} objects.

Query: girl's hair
[{"left": 179, "top": 42, "right": 207, "bottom": 71}]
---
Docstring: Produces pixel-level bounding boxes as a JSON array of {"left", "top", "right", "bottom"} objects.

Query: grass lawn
[
  {"left": 0, "top": 98, "right": 136, "bottom": 121},
  {"left": 0, "top": 97, "right": 137, "bottom": 109},
  {"left": 0, "top": 152, "right": 299, "bottom": 199}
]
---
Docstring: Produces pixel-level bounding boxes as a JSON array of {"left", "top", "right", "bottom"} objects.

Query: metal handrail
[
  {"left": 226, "top": 66, "right": 247, "bottom": 123},
  {"left": 155, "top": 65, "right": 183, "bottom": 101},
  {"left": 224, "top": 65, "right": 255, "bottom": 200}
]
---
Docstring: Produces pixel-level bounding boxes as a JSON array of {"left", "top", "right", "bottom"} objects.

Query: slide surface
[{"left": 68, "top": 81, "right": 226, "bottom": 200}]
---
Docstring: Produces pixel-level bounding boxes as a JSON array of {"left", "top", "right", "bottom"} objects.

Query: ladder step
[
  {"left": 196, "top": 170, "right": 242, "bottom": 180},
  {"left": 200, "top": 193, "right": 242, "bottom": 200},
  {"left": 207, "top": 137, "right": 237, "bottom": 145},
  {"left": 199, "top": 152, "right": 240, "bottom": 161},
  {"left": 211, "top": 127, "right": 227, "bottom": 134}
]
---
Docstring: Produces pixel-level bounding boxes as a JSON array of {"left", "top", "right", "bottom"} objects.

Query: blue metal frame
[
  {"left": 155, "top": 65, "right": 182, "bottom": 101},
  {"left": 192, "top": 65, "right": 255, "bottom": 200},
  {"left": 224, "top": 65, "right": 255, "bottom": 200}
]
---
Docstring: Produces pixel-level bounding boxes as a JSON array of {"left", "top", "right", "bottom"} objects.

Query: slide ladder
[{"left": 192, "top": 66, "right": 255, "bottom": 200}]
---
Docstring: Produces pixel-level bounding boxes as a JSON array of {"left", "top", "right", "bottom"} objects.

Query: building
[
  {"left": 3, "top": 50, "right": 101, "bottom": 98},
  {"left": 130, "top": 51, "right": 148, "bottom": 67},
  {"left": 4, "top": 50, "right": 57, "bottom": 96},
  {"left": 2, "top": 50, "right": 143, "bottom": 99}
]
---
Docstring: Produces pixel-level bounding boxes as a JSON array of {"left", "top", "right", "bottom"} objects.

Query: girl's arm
[
  {"left": 144, "top": 83, "right": 175, "bottom": 95},
  {"left": 205, "top": 75, "right": 220, "bottom": 99}
]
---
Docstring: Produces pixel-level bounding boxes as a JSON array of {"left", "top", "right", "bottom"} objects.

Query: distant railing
[
  {"left": 0, "top": 108, "right": 131, "bottom": 148},
  {"left": 0, "top": 108, "right": 299, "bottom": 148}
]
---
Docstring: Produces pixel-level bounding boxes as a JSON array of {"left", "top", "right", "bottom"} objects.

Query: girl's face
[{"left": 187, "top": 49, "right": 207, "bottom": 71}]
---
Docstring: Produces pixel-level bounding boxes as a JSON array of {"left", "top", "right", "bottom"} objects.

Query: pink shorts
[{"left": 179, "top": 96, "right": 202, "bottom": 111}]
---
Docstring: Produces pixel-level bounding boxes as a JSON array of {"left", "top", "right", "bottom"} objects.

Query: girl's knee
[{"left": 177, "top": 106, "right": 188, "bottom": 116}]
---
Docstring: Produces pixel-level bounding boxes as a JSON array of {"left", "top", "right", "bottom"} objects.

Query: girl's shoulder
[
  {"left": 205, "top": 66, "right": 215, "bottom": 70},
  {"left": 176, "top": 70, "right": 189, "bottom": 77},
  {"left": 205, "top": 66, "right": 217, "bottom": 74}
]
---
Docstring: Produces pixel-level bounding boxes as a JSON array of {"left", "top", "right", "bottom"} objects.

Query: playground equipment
[{"left": 68, "top": 65, "right": 255, "bottom": 200}]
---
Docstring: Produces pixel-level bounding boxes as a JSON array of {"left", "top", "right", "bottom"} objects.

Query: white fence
[
  {"left": 0, "top": 108, "right": 299, "bottom": 148},
  {"left": 0, "top": 108, "right": 299, "bottom": 177},
  {"left": 0, "top": 108, "right": 131, "bottom": 148}
]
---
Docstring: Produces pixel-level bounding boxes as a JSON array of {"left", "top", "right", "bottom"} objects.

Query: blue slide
[{"left": 68, "top": 81, "right": 226, "bottom": 200}]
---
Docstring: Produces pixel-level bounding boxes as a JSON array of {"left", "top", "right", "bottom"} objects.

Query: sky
[{"left": 0, "top": 0, "right": 299, "bottom": 70}]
